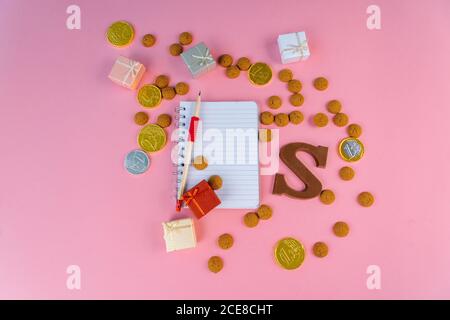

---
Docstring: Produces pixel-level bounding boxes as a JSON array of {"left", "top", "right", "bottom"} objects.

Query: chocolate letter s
[{"left": 273, "top": 142, "right": 328, "bottom": 199}]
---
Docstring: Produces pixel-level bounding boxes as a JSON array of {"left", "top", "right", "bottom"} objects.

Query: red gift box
[{"left": 182, "top": 180, "right": 221, "bottom": 219}]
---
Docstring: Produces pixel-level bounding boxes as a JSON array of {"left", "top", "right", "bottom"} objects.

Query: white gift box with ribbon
[
  {"left": 162, "top": 218, "right": 197, "bottom": 252},
  {"left": 278, "top": 31, "right": 310, "bottom": 64}
]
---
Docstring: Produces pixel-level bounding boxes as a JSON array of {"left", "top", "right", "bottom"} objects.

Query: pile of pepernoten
[{"left": 106, "top": 20, "right": 375, "bottom": 273}]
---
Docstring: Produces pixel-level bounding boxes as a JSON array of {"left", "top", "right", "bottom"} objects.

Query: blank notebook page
[{"left": 177, "top": 101, "right": 260, "bottom": 209}]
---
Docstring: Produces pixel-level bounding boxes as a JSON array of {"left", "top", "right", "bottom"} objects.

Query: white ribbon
[
  {"left": 164, "top": 221, "right": 192, "bottom": 240},
  {"left": 116, "top": 58, "right": 140, "bottom": 86},
  {"left": 191, "top": 47, "right": 214, "bottom": 67},
  {"left": 282, "top": 33, "right": 308, "bottom": 56}
]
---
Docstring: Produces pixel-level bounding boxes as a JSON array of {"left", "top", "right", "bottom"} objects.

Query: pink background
[{"left": 1, "top": 0, "right": 450, "bottom": 299}]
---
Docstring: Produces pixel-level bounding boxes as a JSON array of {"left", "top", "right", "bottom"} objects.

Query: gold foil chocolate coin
[
  {"left": 274, "top": 237, "right": 305, "bottom": 270},
  {"left": 138, "top": 124, "right": 167, "bottom": 153},
  {"left": 338, "top": 137, "right": 365, "bottom": 162},
  {"left": 137, "top": 84, "right": 162, "bottom": 108},
  {"left": 248, "top": 62, "right": 272, "bottom": 86},
  {"left": 106, "top": 21, "right": 135, "bottom": 47}
]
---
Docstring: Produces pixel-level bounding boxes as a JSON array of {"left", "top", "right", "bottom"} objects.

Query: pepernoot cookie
[
  {"left": 288, "top": 79, "right": 302, "bottom": 93},
  {"left": 193, "top": 156, "right": 208, "bottom": 170},
  {"left": 313, "top": 242, "right": 329, "bottom": 258},
  {"left": 161, "top": 87, "right": 176, "bottom": 100},
  {"left": 218, "top": 54, "right": 233, "bottom": 67},
  {"left": 274, "top": 113, "right": 289, "bottom": 127},
  {"left": 134, "top": 111, "right": 149, "bottom": 126},
  {"left": 236, "top": 57, "right": 252, "bottom": 71},
  {"left": 267, "top": 95, "right": 282, "bottom": 109},
  {"left": 326, "top": 100, "right": 342, "bottom": 114},
  {"left": 260, "top": 111, "right": 274, "bottom": 125},
  {"left": 289, "top": 93, "right": 304, "bottom": 107},
  {"left": 244, "top": 212, "right": 259, "bottom": 228},
  {"left": 347, "top": 123, "right": 362, "bottom": 138},
  {"left": 278, "top": 69, "right": 293, "bottom": 82},
  {"left": 226, "top": 65, "right": 240, "bottom": 79},
  {"left": 333, "top": 113, "right": 349, "bottom": 127},
  {"left": 156, "top": 114, "right": 172, "bottom": 128},
  {"left": 320, "top": 189, "right": 335, "bottom": 205},
  {"left": 155, "top": 75, "right": 170, "bottom": 89},
  {"left": 218, "top": 233, "right": 234, "bottom": 250},
  {"left": 313, "top": 113, "right": 329, "bottom": 127},
  {"left": 333, "top": 221, "right": 350, "bottom": 237},
  {"left": 208, "top": 256, "right": 223, "bottom": 273},
  {"left": 142, "top": 34, "right": 156, "bottom": 47},
  {"left": 259, "top": 129, "right": 272, "bottom": 142},
  {"left": 179, "top": 32, "right": 193, "bottom": 45},
  {"left": 313, "top": 77, "right": 328, "bottom": 91},
  {"left": 357, "top": 192, "right": 375, "bottom": 207},
  {"left": 175, "top": 82, "right": 189, "bottom": 95},
  {"left": 208, "top": 175, "right": 223, "bottom": 190},
  {"left": 339, "top": 166, "right": 355, "bottom": 181},
  {"left": 256, "top": 204, "right": 272, "bottom": 220},
  {"left": 169, "top": 43, "right": 183, "bottom": 56},
  {"left": 289, "top": 111, "right": 304, "bottom": 125}
]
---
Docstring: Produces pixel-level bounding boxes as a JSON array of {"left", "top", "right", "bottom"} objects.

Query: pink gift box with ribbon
[{"left": 108, "top": 56, "right": 146, "bottom": 90}]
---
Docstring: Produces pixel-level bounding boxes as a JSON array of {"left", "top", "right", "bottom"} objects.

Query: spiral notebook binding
[{"left": 172, "top": 104, "right": 189, "bottom": 201}]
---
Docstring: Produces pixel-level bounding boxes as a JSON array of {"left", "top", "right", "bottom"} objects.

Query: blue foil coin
[
  {"left": 124, "top": 149, "right": 150, "bottom": 175},
  {"left": 338, "top": 137, "right": 364, "bottom": 162}
]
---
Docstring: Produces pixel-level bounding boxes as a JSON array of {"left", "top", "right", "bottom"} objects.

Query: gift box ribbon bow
[
  {"left": 117, "top": 58, "right": 141, "bottom": 85},
  {"left": 282, "top": 33, "right": 308, "bottom": 56},
  {"left": 165, "top": 221, "right": 192, "bottom": 239},
  {"left": 192, "top": 47, "right": 214, "bottom": 67},
  {"left": 183, "top": 187, "right": 205, "bottom": 216}
]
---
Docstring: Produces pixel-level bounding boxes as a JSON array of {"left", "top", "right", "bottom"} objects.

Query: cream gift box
[
  {"left": 277, "top": 31, "right": 310, "bottom": 64},
  {"left": 162, "top": 218, "right": 197, "bottom": 252},
  {"left": 108, "top": 56, "right": 146, "bottom": 90},
  {"left": 181, "top": 42, "right": 216, "bottom": 78}
]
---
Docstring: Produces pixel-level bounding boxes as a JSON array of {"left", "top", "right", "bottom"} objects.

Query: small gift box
[
  {"left": 108, "top": 56, "right": 146, "bottom": 90},
  {"left": 182, "top": 180, "right": 221, "bottom": 219},
  {"left": 277, "top": 31, "right": 310, "bottom": 64},
  {"left": 162, "top": 218, "right": 197, "bottom": 252},
  {"left": 181, "top": 42, "right": 216, "bottom": 78}
]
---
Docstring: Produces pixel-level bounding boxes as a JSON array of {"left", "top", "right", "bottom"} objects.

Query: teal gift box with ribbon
[
  {"left": 181, "top": 42, "right": 216, "bottom": 78},
  {"left": 278, "top": 31, "right": 310, "bottom": 64}
]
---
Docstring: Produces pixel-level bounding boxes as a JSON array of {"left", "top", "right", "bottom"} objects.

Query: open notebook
[{"left": 175, "top": 101, "right": 260, "bottom": 209}]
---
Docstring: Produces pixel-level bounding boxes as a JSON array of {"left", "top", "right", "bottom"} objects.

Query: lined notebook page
[{"left": 178, "top": 101, "right": 260, "bottom": 209}]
